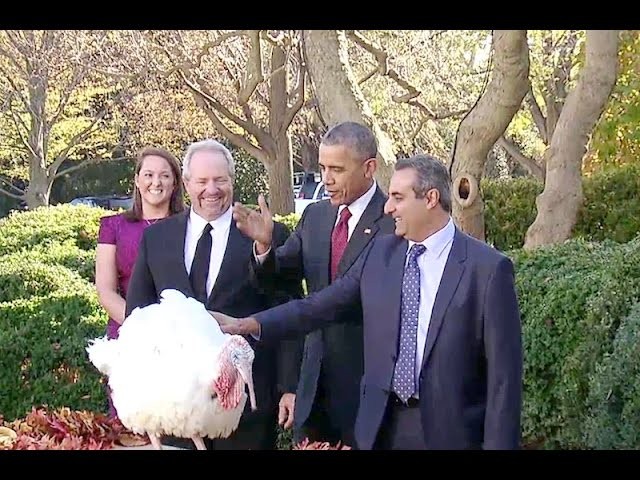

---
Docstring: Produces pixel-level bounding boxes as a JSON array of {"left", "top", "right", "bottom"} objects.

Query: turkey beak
[{"left": 237, "top": 363, "right": 257, "bottom": 411}]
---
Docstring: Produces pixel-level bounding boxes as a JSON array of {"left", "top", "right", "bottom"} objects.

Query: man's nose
[{"left": 205, "top": 181, "right": 219, "bottom": 194}]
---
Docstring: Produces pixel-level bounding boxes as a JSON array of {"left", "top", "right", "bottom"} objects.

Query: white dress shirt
[
  {"left": 184, "top": 206, "right": 232, "bottom": 299},
  {"left": 335, "top": 180, "right": 378, "bottom": 241},
  {"left": 406, "top": 217, "right": 455, "bottom": 397}
]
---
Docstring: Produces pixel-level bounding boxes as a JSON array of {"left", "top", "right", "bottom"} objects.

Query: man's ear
[
  {"left": 364, "top": 158, "right": 377, "bottom": 178},
  {"left": 425, "top": 188, "right": 441, "bottom": 209}
]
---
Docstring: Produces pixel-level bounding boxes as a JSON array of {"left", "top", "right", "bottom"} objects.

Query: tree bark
[
  {"left": 25, "top": 53, "right": 50, "bottom": 209},
  {"left": 302, "top": 30, "right": 396, "bottom": 191},
  {"left": 524, "top": 30, "right": 620, "bottom": 250},
  {"left": 449, "top": 31, "right": 530, "bottom": 241},
  {"left": 265, "top": 44, "right": 295, "bottom": 214}
]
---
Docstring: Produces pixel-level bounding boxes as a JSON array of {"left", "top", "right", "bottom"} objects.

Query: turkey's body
[{"left": 87, "top": 289, "right": 255, "bottom": 449}]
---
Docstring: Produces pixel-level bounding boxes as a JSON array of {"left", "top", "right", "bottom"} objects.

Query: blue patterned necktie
[{"left": 392, "top": 243, "right": 426, "bottom": 403}]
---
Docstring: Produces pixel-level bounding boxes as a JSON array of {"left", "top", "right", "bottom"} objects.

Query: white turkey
[{"left": 86, "top": 289, "right": 257, "bottom": 450}]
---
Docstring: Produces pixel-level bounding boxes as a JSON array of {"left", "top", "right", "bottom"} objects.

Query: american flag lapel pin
[{"left": 364, "top": 228, "right": 371, "bottom": 234}]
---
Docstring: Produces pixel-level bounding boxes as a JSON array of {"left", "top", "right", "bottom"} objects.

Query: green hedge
[
  {"left": 0, "top": 273, "right": 107, "bottom": 421},
  {"left": 0, "top": 205, "right": 116, "bottom": 255},
  {"left": 483, "top": 177, "right": 543, "bottom": 251},
  {"left": 574, "top": 163, "right": 640, "bottom": 243},
  {"left": 274, "top": 213, "right": 301, "bottom": 233},
  {"left": 484, "top": 163, "right": 640, "bottom": 251},
  {"left": 0, "top": 256, "right": 90, "bottom": 304},
  {"left": 0, "top": 241, "right": 96, "bottom": 284},
  {"left": 583, "top": 302, "right": 640, "bottom": 449},
  {"left": 0, "top": 206, "right": 110, "bottom": 421},
  {"left": 0, "top": 204, "right": 112, "bottom": 256},
  {"left": 514, "top": 235, "right": 640, "bottom": 448}
]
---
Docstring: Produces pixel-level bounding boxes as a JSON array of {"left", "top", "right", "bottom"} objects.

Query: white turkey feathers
[{"left": 86, "top": 289, "right": 256, "bottom": 448}]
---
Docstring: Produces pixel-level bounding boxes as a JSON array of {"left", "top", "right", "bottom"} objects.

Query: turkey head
[{"left": 212, "top": 335, "right": 257, "bottom": 411}]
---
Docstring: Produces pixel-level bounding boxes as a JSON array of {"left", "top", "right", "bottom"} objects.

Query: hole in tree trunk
[{"left": 458, "top": 177, "right": 470, "bottom": 200}]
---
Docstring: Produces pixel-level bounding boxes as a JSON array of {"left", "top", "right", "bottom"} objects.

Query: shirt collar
[
  {"left": 338, "top": 180, "right": 377, "bottom": 219},
  {"left": 189, "top": 205, "right": 232, "bottom": 234},
  {"left": 407, "top": 217, "right": 455, "bottom": 259}
]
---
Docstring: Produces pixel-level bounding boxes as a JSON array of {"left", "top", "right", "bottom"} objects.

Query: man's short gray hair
[
  {"left": 182, "top": 139, "right": 235, "bottom": 180},
  {"left": 395, "top": 154, "right": 452, "bottom": 213}
]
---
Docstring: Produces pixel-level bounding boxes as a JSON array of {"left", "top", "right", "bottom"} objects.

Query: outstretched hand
[
  {"left": 209, "top": 311, "right": 260, "bottom": 337},
  {"left": 233, "top": 194, "right": 273, "bottom": 253}
]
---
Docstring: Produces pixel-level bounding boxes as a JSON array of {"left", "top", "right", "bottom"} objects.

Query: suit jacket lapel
[
  {"left": 337, "top": 187, "right": 387, "bottom": 278},
  {"left": 319, "top": 202, "right": 339, "bottom": 285},
  {"left": 421, "top": 228, "right": 467, "bottom": 370},
  {"left": 174, "top": 210, "right": 195, "bottom": 297},
  {"left": 384, "top": 239, "right": 409, "bottom": 358}
]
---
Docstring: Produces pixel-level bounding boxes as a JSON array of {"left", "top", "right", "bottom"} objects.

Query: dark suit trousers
[
  {"left": 373, "top": 395, "right": 427, "bottom": 450},
  {"left": 294, "top": 367, "right": 354, "bottom": 447}
]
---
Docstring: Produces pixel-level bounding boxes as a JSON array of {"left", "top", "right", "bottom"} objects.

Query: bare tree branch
[
  {"left": 47, "top": 109, "right": 109, "bottom": 177},
  {"left": 182, "top": 71, "right": 267, "bottom": 143},
  {"left": 198, "top": 96, "right": 267, "bottom": 163},
  {"left": 346, "top": 29, "right": 467, "bottom": 121},
  {"left": 150, "top": 30, "right": 246, "bottom": 78},
  {"left": 280, "top": 66, "right": 306, "bottom": 137},
  {"left": 54, "top": 155, "right": 131, "bottom": 179},
  {"left": 0, "top": 63, "right": 32, "bottom": 114},
  {"left": 238, "top": 30, "right": 264, "bottom": 105},
  {"left": 409, "top": 118, "right": 427, "bottom": 143},
  {"left": 497, "top": 135, "right": 545, "bottom": 181},
  {"left": 0, "top": 175, "right": 25, "bottom": 195},
  {"left": 525, "top": 85, "right": 548, "bottom": 144},
  {"left": 8, "top": 105, "right": 37, "bottom": 158},
  {"left": 358, "top": 67, "right": 378, "bottom": 85},
  {"left": 0, "top": 34, "right": 29, "bottom": 75},
  {"left": 0, "top": 185, "right": 24, "bottom": 200},
  {"left": 48, "top": 67, "right": 88, "bottom": 129}
]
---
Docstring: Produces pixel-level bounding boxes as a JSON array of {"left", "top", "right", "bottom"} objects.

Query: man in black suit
[
  {"left": 233, "top": 122, "right": 395, "bottom": 447},
  {"left": 218, "top": 154, "right": 523, "bottom": 450},
  {"left": 125, "top": 139, "right": 303, "bottom": 450}
]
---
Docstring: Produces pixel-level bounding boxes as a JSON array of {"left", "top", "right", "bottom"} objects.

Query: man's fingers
[
  {"left": 258, "top": 194, "right": 271, "bottom": 218},
  {"left": 278, "top": 402, "right": 287, "bottom": 425},
  {"left": 209, "top": 311, "right": 238, "bottom": 334},
  {"left": 283, "top": 409, "right": 294, "bottom": 429}
]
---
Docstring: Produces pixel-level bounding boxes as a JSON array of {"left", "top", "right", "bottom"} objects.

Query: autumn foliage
[{"left": 0, "top": 407, "right": 146, "bottom": 450}]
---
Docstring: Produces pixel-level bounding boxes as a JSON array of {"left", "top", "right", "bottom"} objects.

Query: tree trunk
[
  {"left": 302, "top": 30, "right": 396, "bottom": 191},
  {"left": 266, "top": 44, "right": 295, "bottom": 215},
  {"left": 524, "top": 30, "right": 620, "bottom": 250},
  {"left": 25, "top": 63, "right": 50, "bottom": 210},
  {"left": 264, "top": 136, "right": 294, "bottom": 215},
  {"left": 449, "top": 31, "right": 530, "bottom": 241},
  {"left": 24, "top": 164, "right": 52, "bottom": 208}
]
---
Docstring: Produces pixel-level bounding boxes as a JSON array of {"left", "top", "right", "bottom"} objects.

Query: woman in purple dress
[{"left": 95, "top": 146, "right": 185, "bottom": 417}]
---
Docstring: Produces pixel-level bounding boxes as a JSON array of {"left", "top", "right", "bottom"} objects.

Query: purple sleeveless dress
[{"left": 97, "top": 213, "right": 164, "bottom": 417}]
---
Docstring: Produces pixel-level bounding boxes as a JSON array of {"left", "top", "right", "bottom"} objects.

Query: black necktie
[{"left": 190, "top": 223, "right": 213, "bottom": 304}]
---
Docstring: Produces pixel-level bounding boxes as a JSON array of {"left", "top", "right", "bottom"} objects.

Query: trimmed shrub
[
  {"left": 0, "top": 279, "right": 108, "bottom": 421},
  {"left": 483, "top": 177, "right": 543, "bottom": 251},
  {"left": 574, "top": 163, "right": 640, "bottom": 244},
  {"left": 0, "top": 204, "right": 113, "bottom": 256},
  {"left": 583, "top": 302, "right": 640, "bottom": 449},
  {"left": 274, "top": 213, "right": 301, "bottom": 233},
  {"left": 0, "top": 256, "right": 90, "bottom": 304},
  {"left": 513, "top": 236, "right": 640, "bottom": 448},
  {"left": 1, "top": 241, "right": 96, "bottom": 284},
  {"left": 483, "top": 163, "right": 640, "bottom": 251}
]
